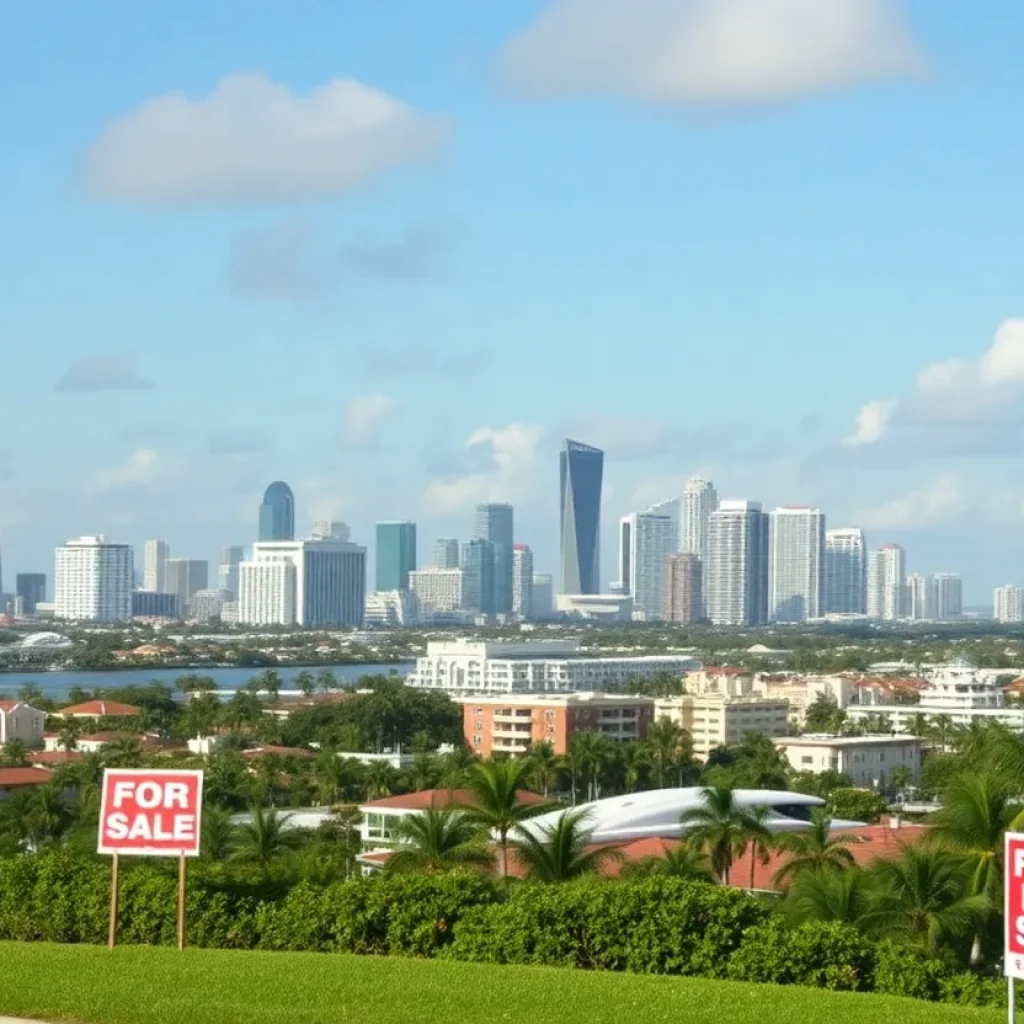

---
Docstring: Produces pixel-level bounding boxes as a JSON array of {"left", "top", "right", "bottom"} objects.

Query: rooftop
[
  {"left": 779, "top": 735, "right": 923, "bottom": 747},
  {"left": 362, "top": 787, "right": 548, "bottom": 811},
  {"left": 60, "top": 700, "right": 140, "bottom": 718},
  {"left": 0, "top": 766, "right": 53, "bottom": 788}
]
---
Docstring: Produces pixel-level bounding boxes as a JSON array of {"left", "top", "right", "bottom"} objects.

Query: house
[
  {"left": 29, "top": 750, "right": 87, "bottom": 768},
  {"left": 776, "top": 735, "right": 923, "bottom": 788},
  {"left": 58, "top": 700, "right": 139, "bottom": 720},
  {"left": 0, "top": 766, "right": 53, "bottom": 799},
  {"left": 0, "top": 700, "right": 46, "bottom": 746}
]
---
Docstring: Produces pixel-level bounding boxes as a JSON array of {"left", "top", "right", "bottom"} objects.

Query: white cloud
[
  {"left": 424, "top": 423, "right": 545, "bottom": 515},
  {"left": 844, "top": 320, "right": 1024, "bottom": 454},
  {"left": 82, "top": 72, "right": 451, "bottom": 205},
  {"left": 88, "top": 448, "right": 162, "bottom": 492},
  {"left": 497, "top": 0, "right": 924, "bottom": 106},
  {"left": 855, "top": 473, "right": 967, "bottom": 529},
  {"left": 343, "top": 393, "right": 397, "bottom": 451},
  {"left": 843, "top": 398, "right": 895, "bottom": 446}
]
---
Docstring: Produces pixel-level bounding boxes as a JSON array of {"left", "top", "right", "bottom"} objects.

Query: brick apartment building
[{"left": 458, "top": 692, "right": 655, "bottom": 757}]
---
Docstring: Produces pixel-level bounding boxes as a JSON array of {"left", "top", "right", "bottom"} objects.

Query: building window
[
  {"left": 801, "top": 756, "right": 813, "bottom": 765},
  {"left": 473, "top": 735, "right": 481, "bottom": 745}
]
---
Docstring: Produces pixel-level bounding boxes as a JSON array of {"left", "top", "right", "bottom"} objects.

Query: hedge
[{"left": 0, "top": 851, "right": 1010, "bottom": 1008}]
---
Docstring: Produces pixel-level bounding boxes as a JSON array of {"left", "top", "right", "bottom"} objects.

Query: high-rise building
[
  {"left": 238, "top": 537, "right": 366, "bottom": 627},
  {"left": 461, "top": 539, "right": 495, "bottom": 614},
  {"left": 143, "top": 540, "right": 169, "bottom": 593},
  {"left": 767, "top": 507, "right": 825, "bottom": 623},
  {"left": 867, "top": 544, "right": 905, "bottom": 620},
  {"left": 219, "top": 546, "right": 245, "bottom": 599},
  {"left": 933, "top": 574, "right": 962, "bottom": 621},
  {"left": 646, "top": 498, "right": 683, "bottom": 552},
  {"left": 512, "top": 544, "right": 534, "bottom": 619},
  {"left": 907, "top": 573, "right": 934, "bottom": 621},
  {"left": 375, "top": 521, "right": 417, "bottom": 592},
  {"left": 618, "top": 512, "right": 677, "bottom": 620},
  {"left": 531, "top": 573, "right": 554, "bottom": 619},
  {"left": 132, "top": 591, "right": 181, "bottom": 619},
  {"left": 258, "top": 481, "right": 295, "bottom": 542},
  {"left": 166, "top": 559, "right": 209, "bottom": 612},
  {"left": 433, "top": 539, "right": 460, "bottom": 569},
  {"left": 661, "top": 553, "right": 702, "bottom": 624},
  {"left": 54, "top": 536, "right": 133, "bottom": 622},
  {"left": 559, "top": 439, "right": 603, "bottom": 595},
  {"left": 310, "top": 521, "right": 349, "bottom": 541},
  {"left": 995, "top": 585, "right": 1024, "bottom": 624},
  {"left": 475, "top": 504, "right": 514, "bottom": 613},
  {"left": 824, "top": 528, "right": 866, "bottom": 615},
  {"left": 15, "top": 574, "right": 46, "bottom": 614},
  {"left": 705, "top": 501, "right": 768, "bottom": 626},
  {"left": 409, "top": 567, "right": 465, "bottom": 616},
  {"left": 682, "top": 477, "right": 718, "bottom": 565}
]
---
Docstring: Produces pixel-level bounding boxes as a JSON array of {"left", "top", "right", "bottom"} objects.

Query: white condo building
[
  {"left": 238, "top": 536, "right": 366, "bottom": 627},
  {"left": 706, "top": 501, "right": 768, "bottom": 626},
  {"left": 142, "top": 539, "right": 169, "bottom": 593},
  {"left": 618, "top": 511, "right": 677, "bottom": 621},
  {"left": 907, "top": 574, "right": 934, "bottom": 621},
  {"left": 646, "top": 498, "right": 682, "bottom": 552},
  {"left": 682, "top": 477, "right": 718, "bottom": 565},
  {"left": 768, "top": 507, "right": 824, "bottom": 622},
  {"left": 867, "top": 544, "right": 905, "bottom": 620},
  {"left": 54, "top": 536, "right": 133, "bottom": 623},
  {"left": 512, "top": 545, "right": 534, "bottom": 618},
  {"left": 409, "top": 567, "right": 465, "bottom": 615},
  {"left": 995, "top": 585, "right": 1024, "bottom": 624},
  {"left": 407, "top": 638, "right": 700, "bottom": 695},
  {"left": 824, "top": 528, "right": 866, "bottom": 615}
]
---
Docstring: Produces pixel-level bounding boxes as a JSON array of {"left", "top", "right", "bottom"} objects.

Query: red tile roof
[
  {"left": 0, "top": 766, "right": 53, "bottom": 788},
  {"left": 29, "top": 751, "right": 87, "bottom": 766},
  {"left": 60, "top": 700, "right": 139, "bottom": 718},
  {"left": 241, "top": 745, "right": 315, "bottom": 760},
  {"left": 362, "top": 788, "right": 548, "bottom": 811}
]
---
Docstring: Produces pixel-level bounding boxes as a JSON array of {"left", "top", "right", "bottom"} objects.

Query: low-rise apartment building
[
  {"left": 655, "top": 693, "right": 790, "bottom": 760},
  {"left": 0, "top": 700, "right": 46, "bottom": 746},
  {"left": 776, "top": 735, "right": 923, "bottom": 788},
  {"left": 458, "top": 692, "right": 655, "bottom": 757}
]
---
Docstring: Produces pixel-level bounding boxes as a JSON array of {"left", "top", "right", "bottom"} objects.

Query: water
[{"left": 0, "top": 662, "right": 412, "bottom": 701}]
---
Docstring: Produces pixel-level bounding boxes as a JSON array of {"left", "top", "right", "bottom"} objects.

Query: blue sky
[{"left": 2, "top": 0, "right": 1024, "bottom": 602}]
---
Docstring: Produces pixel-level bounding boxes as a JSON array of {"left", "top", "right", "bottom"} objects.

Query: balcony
[
  {"left": 492, "top": 726, "right": 533, "bottom": 739},
  {"left": 493, "top": 712, "right": 533, "bottom": 724}
]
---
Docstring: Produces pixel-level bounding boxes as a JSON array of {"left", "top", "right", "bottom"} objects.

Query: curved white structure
[
  {"left": 517, "top": 788, "right": 863, "bottom": 845},
  {"left": 20, "top": 632, "right": 72, "bottom": 648}
]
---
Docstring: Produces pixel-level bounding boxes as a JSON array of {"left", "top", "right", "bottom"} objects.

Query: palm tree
[
  {"left": 743, "top": 804, "right": 775, "bottom": 891},
  {"left": 785, "top": 867, "right": 879, "bottom": 931},
  {"left": 365, "top": 760, "right": 396, "bottom": 800},
  {"left": 313, "top": 750, "right": 345, "bottom": 805},
  {"left": 890, "top": 764, "right": 913, "bottom": 798},
  {"left": 58, "top": 718, "right": 82, "bottom": 753},
  {"left": 201, "top": 805, "right": 238, "bottom": 860},
  {"left": 511, "top": 809, "right": 621, "bottom": 882},
  {"left": 409, "top": 752, "right": 439, "bottom": 792},
  {"left": 526, "top": 742, "right": 559, "bottom": 799},
  {"left": 316, "top": 669, "right": 337, "bottom": 694},
  {"left": 646, "top": 716, "right": 684, "bottom": 788},
  {"left": 103, "top": 737, "right": 143, "bottom": 768},
  {"left": 619, "top": 742, "right": 649, "bottom": 794},
  {"left": 29, "top": 785, "right": 72, "bottom": 845},
  {"left": 622, "top": 838, "right": 714, "bottom": 882},
  {"left": 460, "top": 759, "right": 551, "bottom": 879},
  {"left": 233, "top": 804, "right": 301, "bottom": 871},
  {"left": 569, "top": 731, "right": 612, "bottom": 802},
  {"left": 907, "top": 712, "right": 930, "bottom": 739},
  {"left": 928, "top": 773, "right": 1022, "bottom": 963},
  {"left": 773, "top": 809, "right": 855, "bottom": 886},
  {"left": 679, "top": 785, "right": 756, "bottom": 885},
  {"left": 928, "top": 715, "right": 955, "bottom": 751},
  {"left": 870, "top": 847, "right": 988, "bottom": 959},
  {"left": 17, "top": 682, "right": 44, "bottom": 704},
  {"left": 385, "top": 808, "right": 494, "bottom": 875},
  {"left": 1, "top": 739, "right": 28, "bottom": 766},
  {"left": 294, "top": 670, "right": 316, "bottom": 697}
]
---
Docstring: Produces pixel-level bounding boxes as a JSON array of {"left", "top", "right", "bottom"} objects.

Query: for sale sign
[
  {"left": 1005, "top": 832, "right": 1024, "bottom": 977},
  {"left": 98, "top": 769, "right": 204, "bottom": 857}
]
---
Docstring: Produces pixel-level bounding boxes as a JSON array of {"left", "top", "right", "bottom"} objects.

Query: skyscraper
[
  {"left": 531, "top": 573, "right": 554, "bottom": 619},
  {"left": 767, "top": 507, "right": 825, "bottom": 623},
  {"left": 258, "top": 481, "right": 295, "bottom": 542},
  {"left": 646, "top": 497, "right": 682, "bottom": 552},
  {"left": 661, "top": 553, "right": 702, "bottom": 624},
  {"left": 166, "top": 559, "right": 209, "bottom": 612},
  {"left": 475, "top": 504, "right": 514, "bottom": 613},
  {"left": 15, "top": 573, "right": 46, "bottom": 614},
  {"left": 705, "top": 501, "right": 768, "bottom": 626},
  {"left": 906, "top": 573, "right": 934, "bottom": 620},
  {"left": 682, "top": 477, "right": 718, "bottom": 565},
  {"left": 143, "top": 540, "right": 169, "bottom": 593},
  {"left": 433, "top": 539, "right": 460, "bottom": 569},
  {"left": 559, "top": 439, "right": 603, "bottom": 595},
  {"left": 219, "top": 546, "right": 245, "bottom": 599},
  {"left": 512, "top": 544, "right": 534, "bottom": 619},
  {"left": 375, "top": 521, "right": 417, "bottom": 592},
  {"left": 824, "top": 528, "right": 866, "bottom": 615},
  {"left": 995, "top": 585, "right": 1024, "bottom": 623},
  {"left": 461, "top": 539, "right": 495, "bottom": 614},
  {"left": 618, "top": 512, "right": 677, "bottom": 621},
  {"left": 867, "top": 544, "right": 906, "bottom": 620},
  {"left": 933, "top": 574, "right": 962, "bottom": 620},
  {"left": 54, "top": 536, "right": 133, "bottom": 622}
]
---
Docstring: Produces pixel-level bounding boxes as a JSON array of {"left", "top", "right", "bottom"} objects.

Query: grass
[{"left": 0, "top": 943, "right": 1005, "bottom": 1024}]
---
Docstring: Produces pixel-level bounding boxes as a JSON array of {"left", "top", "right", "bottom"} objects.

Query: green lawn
[{"left": 0, "top": 944, "right": 1004, "bottom": 1024}]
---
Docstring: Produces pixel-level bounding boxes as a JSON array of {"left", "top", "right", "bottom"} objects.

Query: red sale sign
[
  {"left": 1006, "top": 832, "right": 1024, "bottom": 977},
  {"left": 98, "top": 769, "right": 204, "bottom": 858}
]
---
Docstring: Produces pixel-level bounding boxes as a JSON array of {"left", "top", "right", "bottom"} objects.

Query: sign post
[
  {"left": 1004, "top": 832, "right": 1024, "bottom": 1022},
  {"left": 98, "top": 769, "right": 204, "bottom": 949}
]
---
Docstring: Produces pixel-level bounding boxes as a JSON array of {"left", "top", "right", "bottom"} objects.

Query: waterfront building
[
  {"left": 617, "top": 511, "right": 676, "bottom": 620},
  {"left": 54, "top": 536, "right": 133, "bottom": 623},
  {"left": 682, "top": 477, "right": 718, "bottom": 565},
  {"left": 824, "top": 528, "right": 866, "bottom": 615},
  {"left": 705, "top": 501, "right": 768, "bottom": 626},
  {"left": 768, "top": 507, "right": 824, "bottom": 623},
  {"left": 142, "top": 540, "right": 169, "bottom": 594}
]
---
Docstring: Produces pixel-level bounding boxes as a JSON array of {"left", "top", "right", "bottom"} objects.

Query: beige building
[
  {"left": 752, "top": 674, "right": 855, "bottom": 728},
  {"left": 776, "top": 735, "right": 923, "bottom": 788},
  {"left": 655, "top": 693, "right": 790, "bottom": 760}
]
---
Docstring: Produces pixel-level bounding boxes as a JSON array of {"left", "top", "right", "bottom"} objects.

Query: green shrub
[{"left": 871, "top": 940, "right": 945, "bottom": 1002}]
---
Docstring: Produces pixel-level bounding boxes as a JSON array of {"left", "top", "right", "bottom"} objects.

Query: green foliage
[{"left": 829, "top": 787, "right": 888, "bottom": 824}]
